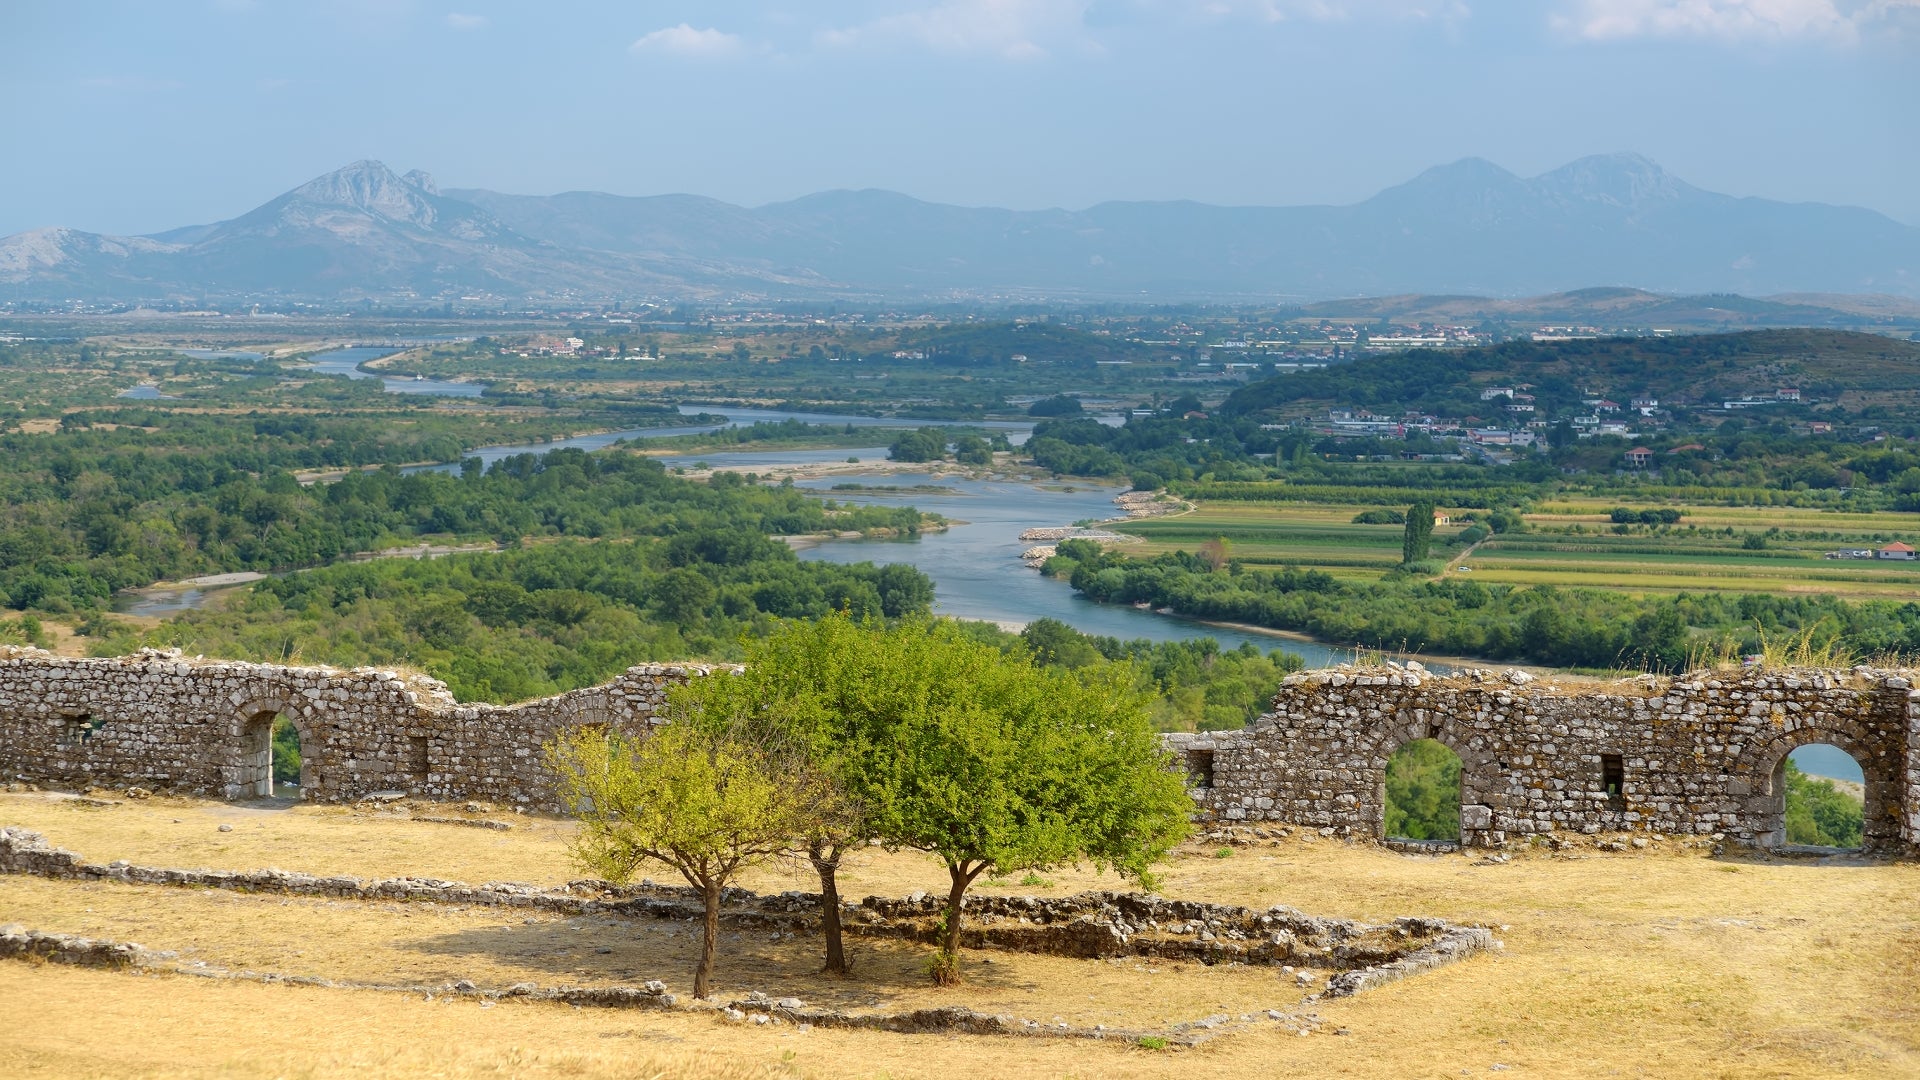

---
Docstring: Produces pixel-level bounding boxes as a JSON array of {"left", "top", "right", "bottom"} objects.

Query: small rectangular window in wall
[
  {"left": 64, "top": 714, "right": 103, "bottom": 747},
  {"left": 411, "top": 736, "right": 431, "bottom": 781},
  {"left": 1187, "top": 749, "right": 1215, "bottom": 790},
  {"left": 1601, "top": 754, "right": 1626, "bottom": 805}
]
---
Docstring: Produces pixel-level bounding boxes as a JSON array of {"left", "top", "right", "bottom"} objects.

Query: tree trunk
[
  {"left": 943, "top": 866, "right": 968, "bottom": 958},
  {"left": 695, "top": 877, "right": 722, "bottom": 1000},
  {"left": 811, "top": 840, "right": 847, "bottom": 975},
  {"left": 932, "top": 861, "right": 976, "bottom": 986}
]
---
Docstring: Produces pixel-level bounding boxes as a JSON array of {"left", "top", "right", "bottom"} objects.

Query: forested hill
[{"left": 1222, "top": 330, "right": 1920, "bottom": 421}]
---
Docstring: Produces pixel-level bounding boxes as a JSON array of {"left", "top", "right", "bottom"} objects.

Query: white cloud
[
  {"left": 815, "top": 1, "right": 1466, "bottom": 58},
  {"left": 444, "top": 12, "right": 488, "bottom": 31},
  {"left": 1183, "top": 1, "right": 1467, "bottom": 22},
  {"left": 630, "top": 23, "right": 749, "bottom": 57},
  {"left": 817, "top": 0, "right": 1093, "bottom": 59},
  {"left": 1555, "top": 0, "right": 1917, "bottom": 42}
]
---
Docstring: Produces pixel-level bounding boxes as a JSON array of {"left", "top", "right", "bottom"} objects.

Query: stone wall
[
  {"left": 0, "top": 646, "right": 717, "bottom": 809},
  {"left": 1165, "top": 664, "right": 1920, "bottom": 854},
  {"left": 4, "top": 645, "right": 1916, "bottom": 853}
]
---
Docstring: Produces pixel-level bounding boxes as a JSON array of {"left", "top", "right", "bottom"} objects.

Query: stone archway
[
  {"left": 229, "top": 695, "right": 312, "bottom": 801},
  {"left": 1372, "top": 711, "right": 1497, "bottom": 847},
  {"left": 1732, "top": 724, "right": 1895, "bottom": 851}
]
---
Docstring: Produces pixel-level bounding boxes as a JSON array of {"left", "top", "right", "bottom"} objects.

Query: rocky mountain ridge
[{"left": 3, "top": 155, "right": 1915, "bottom": 302}]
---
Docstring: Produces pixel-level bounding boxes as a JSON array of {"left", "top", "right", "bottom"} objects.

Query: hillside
[
  {"left": 1283, "top": 288, "right": 1920, "bottom": 331},
  {"left": 1222, "top": 329, "right": 1920, "bottom": 420},
  {"left": 4, "top": 153, "right": 1918, "bottom": 302}
]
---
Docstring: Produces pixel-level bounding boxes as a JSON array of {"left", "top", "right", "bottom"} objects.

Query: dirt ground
[{"left": 1, "top": 792, "right": 1916, "bottom": 1079}]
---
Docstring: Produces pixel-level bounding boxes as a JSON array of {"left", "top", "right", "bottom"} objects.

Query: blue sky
[{"left": 3, "top": 1, "right": 1915, "bottom": 236}]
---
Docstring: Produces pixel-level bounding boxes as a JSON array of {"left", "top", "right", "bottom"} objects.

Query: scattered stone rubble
[{"left": 1165, "top": 663, "right": 1920, "bottom": 853}]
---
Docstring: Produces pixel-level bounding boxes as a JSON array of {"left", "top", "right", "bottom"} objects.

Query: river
[
  {"left": 405, "top": 406, "right": 1037, "bottom": 475},
  {"left": 119, "top": 358, "right": 1377, "bottom": 668},
  {"left": 302, "top": 346, "right": 485, "bottom": 397}
]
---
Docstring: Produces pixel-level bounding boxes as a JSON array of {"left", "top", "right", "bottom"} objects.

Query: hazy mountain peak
[
  {"left": 1535, "top": 152, "right": 1688, "bottom": 207},
  {"left": 1412, "top": 157, "right": 1525, "bottom": 187},
  {"left": 3, "top": 153, "right": 1914, "bottom": 300},
  {"left": 288, "top": 160, "right": 441, "bottom": 228}
]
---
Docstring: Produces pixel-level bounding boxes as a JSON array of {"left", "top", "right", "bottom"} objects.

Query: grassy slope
[{"left": 1, "top": 793, "right": 1915, "bottom": 1078}]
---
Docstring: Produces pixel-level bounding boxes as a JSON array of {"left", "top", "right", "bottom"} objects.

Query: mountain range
[{"left": 3, "top": 155, "right": 1916, "bottom": 303}]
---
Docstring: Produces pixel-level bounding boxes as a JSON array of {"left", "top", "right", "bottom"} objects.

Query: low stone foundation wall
[{"left": 0, "top": 825, "right": 1482, "bottom": 974}]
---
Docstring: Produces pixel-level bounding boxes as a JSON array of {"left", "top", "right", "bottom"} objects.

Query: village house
[
  {"left": 1624, "top": 447, "right": 1654, "bottom": 468},
  {"left": 1879, "top": 542, "right": 1917, "bottom": 561}
]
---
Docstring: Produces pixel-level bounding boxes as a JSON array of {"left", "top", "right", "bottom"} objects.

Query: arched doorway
[
  {"left": 271, "top": 714, "right": 303, "bottom": 799},
  {"left": 238, "top": 709, "right": 304, "bottom": 799},
  {"left": 1777, "top": 744, "right": 1864, "bottom": 850},
  {"left": 1384, "top": 738, "right": 1462, "bottom": 843}
]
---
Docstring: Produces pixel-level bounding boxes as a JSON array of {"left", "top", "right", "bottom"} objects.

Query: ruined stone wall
[
  {"left": 1165, "top": 665, "right": 1920, "bottom": 853},
  {"left": 5, "top": 646, "right": 1916, "bottom": 853},
  {"left": 0, "top": 646, "right": 715, "bottom": 810}
]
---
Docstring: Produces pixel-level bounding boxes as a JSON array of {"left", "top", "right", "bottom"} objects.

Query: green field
[
  {"left": 1117, "top": 499, "right": 1920, "bottom": 602},
  {"left": 1121, "top": 504, "right": 1461, "bottom": 581}
]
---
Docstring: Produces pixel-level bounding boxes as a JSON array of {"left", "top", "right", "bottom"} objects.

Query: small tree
[
  {"left": 857, "top": 624, "right": 1192, "bottom": 985},
  {"left": 666, "top": 637, "right": 873, "bottom": 976},
  {"left": 1403, "top": 500, "right": 1435, "bottom": 563},
  {"left": 546, "top": 723, "right": 823, "bottom": 1000}
]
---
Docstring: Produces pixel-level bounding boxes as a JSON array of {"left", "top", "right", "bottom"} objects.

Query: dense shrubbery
[
  {"left": 1384, "top": 740, "right": 1462, "bottom": 841},
  {"left": 1047, "top": 539, "right": 1920, "bottom": 671},
  {"left": 132, "top": 531, "right": 936, "bottom": 703},
  {"left": 1783, "top": 761, "right": 1864, "bottom": 848},
  {"left": 0, "top": 443, "right": 930, "bottom": 612},
  {"left": 1012, "top": 617, "right": 1303, "bottom": 731}
]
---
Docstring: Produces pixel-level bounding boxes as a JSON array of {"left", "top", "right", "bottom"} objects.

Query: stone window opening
[
  {"left": 1601, "top": 754, "right": 1626, "bottom": 808},
  {"left": 63, "top": 714, "right": 105, "bottom": 747},
  {"left": 1187, "top": 750, "right": 1215, "bottom": 790}
]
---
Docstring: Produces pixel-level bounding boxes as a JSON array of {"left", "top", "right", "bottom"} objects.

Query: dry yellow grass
[{"left": 2, "top": 792, "right": 1918, "bottom": 1078}]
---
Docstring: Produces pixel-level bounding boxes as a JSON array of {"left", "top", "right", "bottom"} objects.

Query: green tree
[
  {"left": 888, "top": 428, "right": 948, "bottom": 463},
  {"left": 951, "top": 434, "right": 993, "bottom": 465},
  {"left": 1782, "top": 759, "right": 1863, "bottom": 848},
  {"left": 270, "top": 714, "right": 302, "bottom": 789},
  {"left": 1402, "top": 500, "right": 1435, "bottom": 564},
  {"left": 546, "top": 722, "right": 826, "bottom": 999},
  {"left": 1384, "top": 739, "right": 1461, "bottom": 841},
  {"left": 852, "top": 621, "right": 1192, "bottom": 984},
  {"left": 664, "top": 620, "right": 876, "bottom": 975}
]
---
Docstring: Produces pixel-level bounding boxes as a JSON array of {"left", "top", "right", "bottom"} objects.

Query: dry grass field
[{"left": 1, "top": 792, "right": 1917, "bottom": 1079}]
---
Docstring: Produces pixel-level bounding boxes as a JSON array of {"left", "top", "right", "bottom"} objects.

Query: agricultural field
[
  {"left": 1119, "top": 504, "right": 1460, "bottom": 581},
  {"left": 1119, "top": 497, "right": 1920, "bottom": 602}
]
